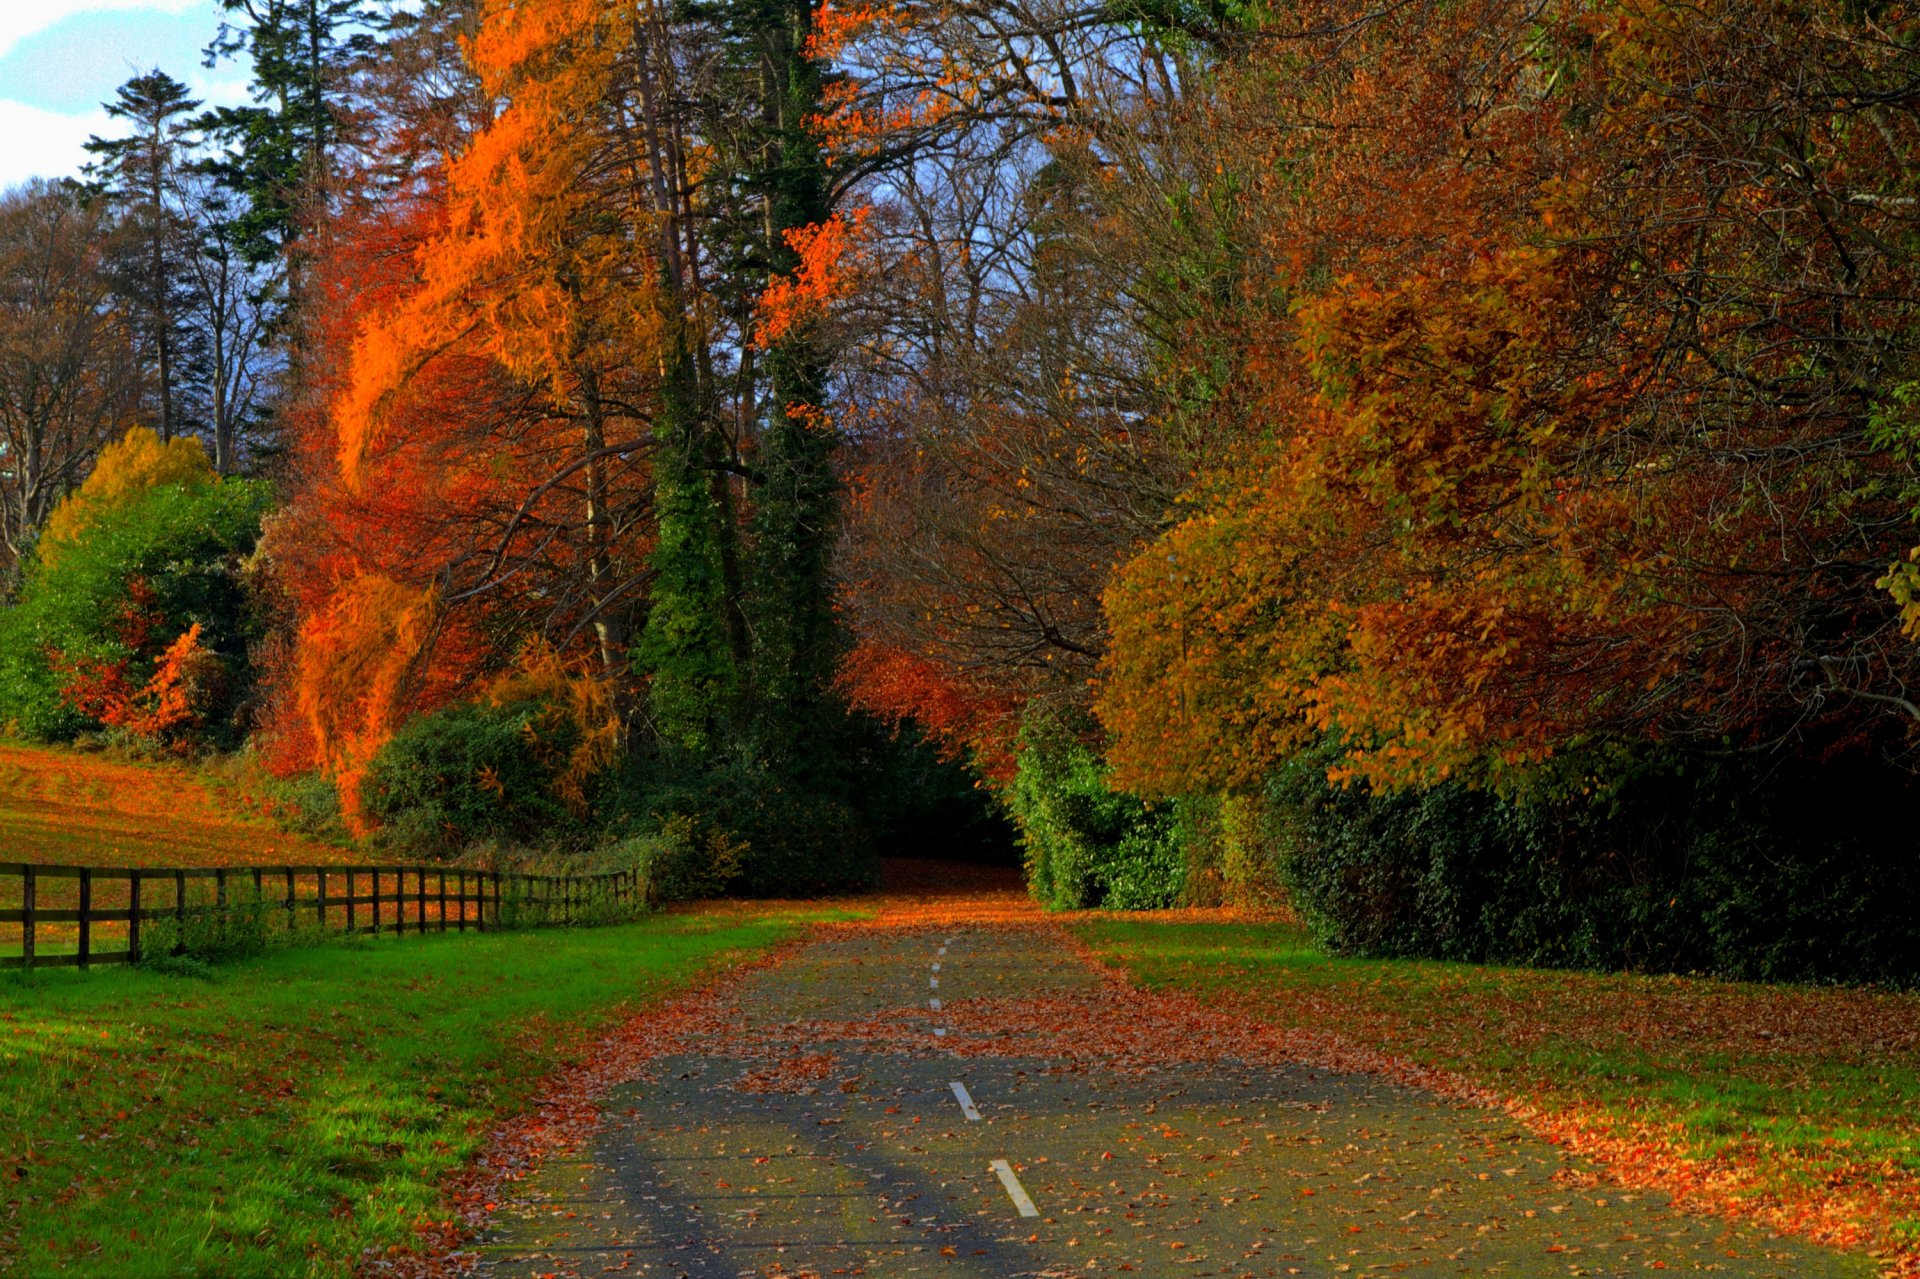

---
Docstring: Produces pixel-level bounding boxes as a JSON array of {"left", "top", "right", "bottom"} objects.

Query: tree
[
  {"left": 0, "top": 428, "right": 270, "bottom": 746},
  {"left": 0, "top": 182, "right": 140, "bottom": 581},
  {"left": 1096, "top": 0, "right": 1920, "bottom": 796},
  {"left": 84, "top": 70, "right": 202, "bottom": 444},
  {"left": 202, "top": 0, "right": 376, "bottom": 272}
]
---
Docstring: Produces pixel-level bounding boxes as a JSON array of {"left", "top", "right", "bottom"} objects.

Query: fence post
[
  {"left": 317, "top": 869, "right": 329, "bottom": 934},
  {"left": 416, "top": 868, "right": 426, "bottom": 935},
  {"left": 127, "top": 872, "right": 142, "bottom": 964},
  {"left": 455, "top": 870, "right": 466, "bottom": 933},
  {"left": 215, "top": 867, "right": 228, "bottom": 913},
  {"left": 77, "top": 868, "right": 91, "bottom": 969},
  {"left": 437, "top": 870, "right": 447, "bottom": 932},
  {"left": 21, "top": 864, "right": 35, "bottom": 970},
  {"left": 284, "top": 868, "right": 295, "bottom": 937},
  {"left": 174, "top": 869, "right": 186, "bottom": 950},
  {"left": 372, "top": 870, "right": 382, "bottom": 936}
]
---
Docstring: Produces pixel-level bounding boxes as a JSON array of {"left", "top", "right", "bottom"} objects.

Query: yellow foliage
[
  {"left": 292, "top": 573, "right": 440, "bottom": 831},
  {"left": 40, "top": 428, "right": 214, "bottom": 566},
  {"left": 483, "top": 641, "right": 621, "bottom": 815}
]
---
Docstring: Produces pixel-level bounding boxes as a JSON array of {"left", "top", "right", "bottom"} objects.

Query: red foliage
[{"left": 837, "top": 641, "right": 1019, "bottom": 778}]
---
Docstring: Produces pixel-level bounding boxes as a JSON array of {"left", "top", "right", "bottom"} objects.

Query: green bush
[
  {"left": 139, "top": 880, "right": 330, "bottom": 965},
  {"left": 1006, "top": 712, "right": 1183, "bottom": 910},
  {"left": 606, "top": 747, "right": 876, "bottom": 895},
  {"left": 603, "top": 814, "right": 746, "bottom": 903},
  {"left": 1271, "top": 742, "right": 1920, "bottom": 985},
  {"left": 0, "top": 477, "right": 271, "bottom": 744},
  {"left": 362, "top": 699, "right": 590, "bottom": 857}
]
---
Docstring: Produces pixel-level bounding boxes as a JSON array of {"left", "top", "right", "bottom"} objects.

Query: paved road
[{"left": 474, "top": 923, "right": 1872, "bottom": 1278}]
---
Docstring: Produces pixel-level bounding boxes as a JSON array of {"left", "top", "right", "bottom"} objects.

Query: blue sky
[{"left": 0, "top": 1, "right": 252, "bottom": 191}]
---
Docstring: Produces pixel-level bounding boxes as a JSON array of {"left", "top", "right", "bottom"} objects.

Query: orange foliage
[
  {"left": 263, "top": 0, "right": 663, "bottom": 798},
  {"left": 1101, "top": 0, "right": 1920, "bottom": 794},
  {"left": 837, "top": 641, "right": 1019, "bottom": 778},
  {"left": 55, "top": 623, "right": 215, "bottom": 743},
  {"left": 293, "top": 574, "right": 441, "bottom": 831},
  {"left": 755, "top": 209, "right": 869, "bottom": 347}
]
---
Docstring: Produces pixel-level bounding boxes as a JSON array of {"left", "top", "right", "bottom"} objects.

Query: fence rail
[{"left": 0, "top": 861, "right": 639, "bottom": 970}]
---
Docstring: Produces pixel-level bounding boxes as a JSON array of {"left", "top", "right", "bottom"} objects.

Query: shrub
[
  {"left": 607, "top": 814, "right": 746, "bottom": 903},
  {"left": 1006, "top": 712, "right": 1182, "bottom": 910},
  {"left": 1271, "top": 742, "right": 1920, "bottom": 985},
  {"left": 139, "top": 880, "right": 330, "bottom": 965},
  {"left": 604, "top": 747, "right": 877, "bottom": 896},
  {"left": 361, "top": 700, "right": 587, "bottom": 857},
  {"left": 0, "top": 433, "right": 270, "bottom": 747}
]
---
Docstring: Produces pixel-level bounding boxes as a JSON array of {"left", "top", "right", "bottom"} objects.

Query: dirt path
[{"left": 468, "top": 867, "right": 1871, "bottom": 1278}]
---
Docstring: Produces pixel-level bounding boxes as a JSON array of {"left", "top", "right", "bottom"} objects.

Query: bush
[
  {"left": 606, "top": 747, "right": 876, "bottom": 896},
  {"left": 0, "top": 436, "right": 271, "bottom": 747},
  {"left": 139, "top": 880, "right": 329, "bottom": 965},
  {"left": 362, "top": 699, "right": 589, "bottom": 857},
  {"left": 1006, "top": 712, "right": 1183, "bottom": 910},
  {"left": 1271, "top": 742, "right": 1920, "bottom": 985},
  {"left": 608, "top": 814, "right": 746, "bottom": 903}
]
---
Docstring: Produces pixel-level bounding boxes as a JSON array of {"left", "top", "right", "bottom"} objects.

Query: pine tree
[
  {"left": 83, "top": 71, "right": 201, "bottom": 445},
  {"left": 201, "top": 0, "right": 375, "bottom": 273}
]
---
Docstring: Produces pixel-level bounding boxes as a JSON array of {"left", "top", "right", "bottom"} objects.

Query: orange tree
[{"left": 1100, "top": 0, "right": 1920, "bottom": 797}]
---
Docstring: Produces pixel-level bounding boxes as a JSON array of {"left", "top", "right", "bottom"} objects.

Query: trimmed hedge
[
  {"left": 1008, "top": 713, "right": 1183, "bottom": 910},
  {"left": 1271, "top": 745, "right": 1920, "bottom": 985}
]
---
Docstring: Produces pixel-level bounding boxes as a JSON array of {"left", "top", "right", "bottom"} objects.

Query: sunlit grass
[
  {"left": 0, "top": 908, "right": 838, "bottom": 1277},
  {"left": 0, "top": 741, "right": 354, "bottom": 869}
]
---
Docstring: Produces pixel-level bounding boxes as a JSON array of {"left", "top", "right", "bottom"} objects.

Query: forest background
[{"left": 3, "top": 0, "right": 1919, "bottom": 984}]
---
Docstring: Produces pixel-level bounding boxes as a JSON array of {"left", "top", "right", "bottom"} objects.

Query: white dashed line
[
  {"left": 931, "top": 961, "right": 942, "bottom": 972},
  {"left": 949, "top": 1081, "right": 981, "bottom": 1121},
  {"left": 930, "top": 976, "right": 940, "bottom": 988},
  {"left": 929, "top": 997, "right": 942, "bottom": 1011},
  {"left": 990, "top": 1159, "right": 1039, "bottom": 1217},
  {"left": 933, "top": 1027, "right": 948, "bottom": 1037}
]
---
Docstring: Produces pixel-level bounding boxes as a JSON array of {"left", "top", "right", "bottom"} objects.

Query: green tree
[{"left": 83, "top": 70, "right": 202, "bottom": 444}]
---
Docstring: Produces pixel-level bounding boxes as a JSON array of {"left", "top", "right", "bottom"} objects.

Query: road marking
[
  {"left": 930, "top": 976, "right": 939, "bottom": 988},
  {"left": 949, "top": 1081, "right": 981, "bottom": 1121},
  {"left": 933, "top": 1027, "right": 948, "bottom": 1037},
  {"left": 938, "top": 946, "right": 947, "bottom": 955},
  {"left": 929, "top": 997, "right": 942, "bottom": 1010},
  {"left": 931, "top": 961, "right": 942, "bottom": 972},
  {"left": 990, "top": 1159, "right": 1039, "bottom": 1217}
]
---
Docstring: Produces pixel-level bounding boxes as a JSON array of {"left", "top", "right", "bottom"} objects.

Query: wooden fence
[{"left": 0, "top": 862, "right": 641, "bottom": 970}]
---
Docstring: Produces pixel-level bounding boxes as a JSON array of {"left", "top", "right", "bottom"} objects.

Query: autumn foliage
[{"left": 1093, "top": 0, "right": 1920, "bottom": 795}]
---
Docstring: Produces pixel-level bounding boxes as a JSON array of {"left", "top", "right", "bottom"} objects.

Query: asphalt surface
[{"left": 474, "top": 924, "right": 1873, "bottom": 1279}]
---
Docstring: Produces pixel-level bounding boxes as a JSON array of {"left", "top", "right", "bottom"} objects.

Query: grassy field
[
  {"left": 0, "top": 908, "right": 836, "bottom": 1277},
  {"left": 0, "top": 742, "right": 351, "bottom": 869},
  {"left": 1075, "top": 917, "right": 1920, "bottom": 1272}
]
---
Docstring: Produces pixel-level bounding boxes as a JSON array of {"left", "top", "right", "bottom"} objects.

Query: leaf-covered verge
[
  {"left": 1075, "top": 918, "right": 1920, "bottom": 1275},
  {"left": 0, "top": 907, "right": 846, "bottom": 1278},
  {"left": 0, "top": 740, "right": 352, "bottom": 870}
]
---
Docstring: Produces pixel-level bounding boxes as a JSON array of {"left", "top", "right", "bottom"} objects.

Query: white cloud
[
  {"left": 0, "top": 0, "right": 204, "bottom": 60},
  {"left": 0, "top": 98, "right": 112, "bottom": 191}
]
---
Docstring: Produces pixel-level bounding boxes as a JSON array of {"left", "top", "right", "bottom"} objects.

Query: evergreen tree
[
  {"left": 201, "top": 0, "right": 376, "bottom": 273},
  {"left": 83, "top": 71, "right": 201, "bottom": 444}
]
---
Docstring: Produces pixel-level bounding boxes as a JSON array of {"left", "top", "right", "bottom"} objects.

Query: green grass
[
  {"left": 1075, "top": 917, "right": 1920, "bottom": 1254},
  {"left": 0, "top": 908, "right": 845, "bottom": 1277}
]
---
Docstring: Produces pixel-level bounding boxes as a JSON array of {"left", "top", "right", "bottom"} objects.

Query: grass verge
[
  {"left": 1074, "top": 917, "right": 1920, "bottom": 1273},
  {"left": 1, "top": 907, "right": 839, "bottom": 1277},
  {"left": 0, "top": 741, "right": 352, "bottom": 869}
]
